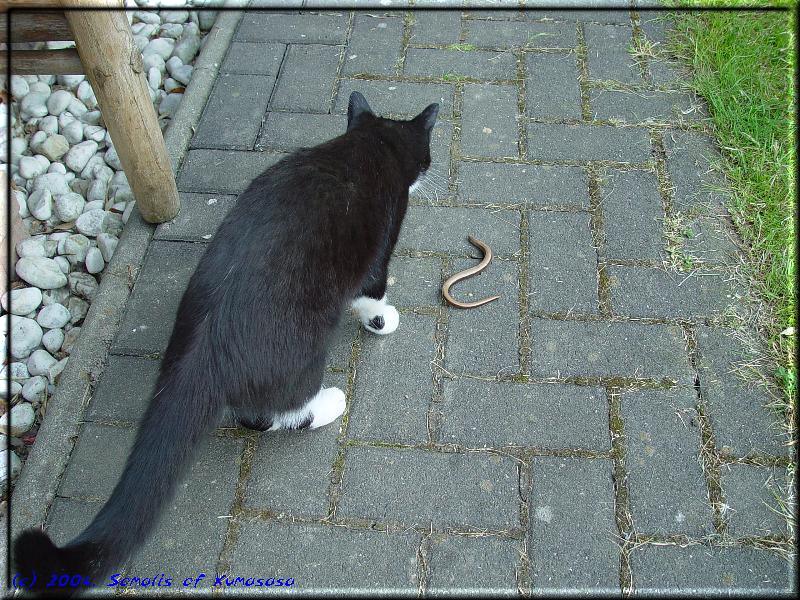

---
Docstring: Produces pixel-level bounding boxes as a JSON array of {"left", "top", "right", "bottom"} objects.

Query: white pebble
[
  {"left": 61, "top": 119, "right": 84, "bottom": 145},
  {"left": 27, "top": 349, "right": 57, "bottom": 376},
  {"left": 85, "top": 247, "right": 105, "bottom": 274},
  {"left": 16, "top": 237, "right": 46, "bottom": 258},
  {"left": 10, "top": 75, "right": 30, "bottom": 100},
  {"left": 62, "top": 233, "right": 91, "bottom": 264},
  {"left": 104, "top": 146, "right": 122, "bottom": 170},
  {"left": 18, "top": 156, "right": 48, "bottom": 179},
  {"left": 20, "top": 92, "right": 49, "bottom": 119},
  {"left": 77, "top": 80, "right": 98, "bottom": 110},
  {"left": 7, "top": 316, "right": 44, "bottom": 359},
  {"left": 54, "top": 256, "right": 70, "bottom": 274},
  {"left": 39, "top": 115, "right": 59, "bottom": 135},
  {"left": 65, "top": 140, "right": 98, "bottom": 172},
  {"left": 83, "top": 125, "right": 106, "bottom": 143},
  {"left": 1, "top": 288, "right": 43, "bottom": 316},
  {"left": 22, "top": 375, "right": 48, "bottom": 403},
  {"left": 54, "top": 192, "right": 85, "bottom": 222},
  {"left": 97, "top": 233, "right": 119, "bottom": 262},
  {"left": 39, "top": 134, "right": 70, "bottom": 161},
  {"left": 37, "top": 303, "right": 71, "bottom": 329},
  {"left": 57, "top": 74, "right": 85, "bottom": 90},
  {"left": 0, "top": 402, "right": 35, "bottom": 436},
  {"left": 0, "top": 450, "right": 22, "bottom": 486},
  {"left": 47, "top": 89, "right": 73, "bottom": 116},
  {"left": 33, "top": 172, "right": 70, "bottom": 196},
  {"left": 47, "top": 161, "right": 67, "bottom": 175},
  {"left": 143, "top": 37, "right": 175, "bottom": 61},
  {"left": 27, "top": 189, "right": 53, "bottom": 221},
  {"left": 68, "top": 272, "right": 99, "bottom": 300},
  {"left": 15, "top": 256, "right": 68, "bottom": 289}
]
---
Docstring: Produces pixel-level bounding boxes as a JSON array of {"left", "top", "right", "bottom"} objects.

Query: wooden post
[{"left": 60, "top": 0, "right": 180, "bottom": 223}]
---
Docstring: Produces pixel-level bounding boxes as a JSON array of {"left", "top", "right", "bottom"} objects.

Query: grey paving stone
[
  {"left": 245, "top": 377, "right": 345, "bottom": 517},
  {"left": 465, "top": 19, "right": 576, "bottom": 48},
  {"left": 694, "top": 327, "right": 788, "bottom": 457},
  {"left": 46, "top": 496, "right": 100, "bottom": 546},
  {"left": 154, "top": 192, "right": 237, "bottom": 242},
  {"left": 348, "top": 312, "right": 435, "bottom": 443},
  {"left": 397, "top": 205, "right": 521, "bottom": 257},
  {"left": 231, "top": 520, "right": 419, "bottom": 592},
  {"left": 220, "top": 42, "right": 285, "bottom": 76},
  {"left": 529, "top": 457, "right": 619, "bottom": 594},
  {"left": 418, "top": 119, "right": 453, "bottom": 187},
  {"left": 177, "top": 149, "right": 287, "bottom": 194},
  {"left": 525, "top": 52, "right": 582, "bottom": 120},
  {"left": 386, "top": 256, "right": 442, "bottom": 308},
  {"left": 639, "top": 15, "right": 669, "bottom": 44},
  {"left": 573, "top": 10, "right": 633, "bottom": 25},
  {"left": 680, "top": 217, "right": 741, "bottom": 266},
  {"left": 409, "top": 10, "right": 463, "bottom": 45},
  {"left": 529, "top": 210, "right": 598, "bottom": 314},
  {"left": 460, "top": 84, "right": 519, "bottom": 158},
  {"left": 600, "top": 169, "right": 664, "bottom": 261},
  {"left": 445, "top": 258, "right": 519, "bottom": 375},
  {"left": 621, "top": 388, "right": 714, "bottom": 536},
  {"left": 590, "top": 89, "right": 706, "bottom": 123},
  {"left": 112, "top": 241, "right": 205, "bottom": 355},
  {"left": 126, "top": 436, "right": 242, "bottom": 573},
  {"left": 649, "top": 57, "right": 689, "bottom": 88},
  {"left": 529, "top": 318, "right": 694, "bottom": 384},
  {"left": 235, "top": 12, "right": 349, "bottom": 43},
  {"left": 335, "top": 79, "right": 454, "bottom": 119},
  {"left": 584, "top": 23, "right": 642, "bottom": 85},
  {"left": 87, "top": 355, "right": 160, "bottom": 422},
  {"left": 256, "top": 112, "right": 346, "bottom": 151},
  {"left": 721, "top": 464, "right": 791, "bottom": 537},
  {"left": 270, "top": 44, "right": 341, "bottom": 112},
  {"left": 440, "top": 380, "right": 609, "bottom": 449},
  {"left": 527, "top": 123, "right": 652, "bottom": 162},
  {"left": 343, "top": 14, "right": 403, "bottom": 76},
  {"left": 190, "top": 73, "right": 274, "bottom": 150},
  {"left": 458, "top": 162, "right": 589, "bottom": 208},
  {"left": 338, "top": 446, "right": 519, "bottom": 528},
  {"left": 59, "top": 423, "right": 135, "bottom": 499},
  {"left": 327, "top": 314, "right": 357, "bottom": 370},
  {"left": 630, "top": 544, "right": 794, "bottom": 596},
  {"left": 427, "top": 534, "right": 519, "bottom": 596},
  {"left": 663, "top": 130, "right": 729, "bottom": 212},
  {"left": 607, "top": 266, "right": 742, "bottom": 319},
  {"left": 405, "top": 48, "right": 517, "bottom": 80}
]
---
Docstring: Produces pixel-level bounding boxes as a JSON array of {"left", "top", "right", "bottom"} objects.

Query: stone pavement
[{"left": 16, "top": 4, "right": 797, "bottom": 597}]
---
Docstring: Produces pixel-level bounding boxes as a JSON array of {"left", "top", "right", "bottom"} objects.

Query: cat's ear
[
  {"left": 347, "top": 92, "right": 374, "bottom": 131},
  {"left": 412, "top": 103, "right": 440, "bottom": 132}
]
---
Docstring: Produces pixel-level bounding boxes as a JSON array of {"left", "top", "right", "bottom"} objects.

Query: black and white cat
[{"left": 14, "top": 92, "right": 439, "bottom": 586}]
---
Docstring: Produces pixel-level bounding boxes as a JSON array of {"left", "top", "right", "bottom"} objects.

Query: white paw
[
  {"left": 307, "top": 387, "right": 346, "bottom": 430},
  {"left": 365, "top": 304, "right": 399, "bottom": 335}
]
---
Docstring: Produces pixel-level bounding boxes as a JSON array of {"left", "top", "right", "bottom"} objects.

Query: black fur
[{"left": 13, "top": 92, "right": 439, "bottom": 590}]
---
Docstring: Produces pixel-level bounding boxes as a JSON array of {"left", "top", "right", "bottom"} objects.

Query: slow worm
[{"left": 442, "top": 235, "right": 500, "bottom": 309}]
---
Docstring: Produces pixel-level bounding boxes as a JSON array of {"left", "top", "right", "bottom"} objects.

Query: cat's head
[{"left": 346, "top": 91, "right": 440, "bottom": 191}]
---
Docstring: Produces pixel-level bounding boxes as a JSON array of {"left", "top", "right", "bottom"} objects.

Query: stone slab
[
  {"left": 409, "top": 10, "right": 463, "bottom": 45},
  {"left": 220, "top": 42, "right": 285, "bottom": 76},
  {"left": 386, "top": 256, "right": 443, "bottom": 308},
  {"left": 270, "top": 44, "right": 342, "bottom": 112},
  {"left": 427, "top": 534, "right": 519, "bottom": 596},
  {"left": 87, "top": 355, "right": 160, "bottom": 422},
  {"left": 440, "top": 380, "right": 609, "bottom": 450},
  {"left": 621, "top": 388, "right": 714, "bottom": 536},
  {"left": 256, "top": 112, "right": 346, "bottom": 151},
  {"left": 529, "top": 318, "right": 694, "bottom": 384},
  {"left": 465, "top": 20, "right": 577, "bottom": 49},
  {"left": 111, "top": 240, "right": 205, "bottom": 355},
  {"left": 347, "top": 312, "right": 436, "bottom": 443},
  {"left": 337, "top": 445, "right": 519, "bottom": 529},
  {"left": 525, "top": 52, "right": 582, "bottom": 120},
  {"left": 445, "top": 258, "right": 520, "bottom": 376},
  {"left": 600, "top": 169, "right": 664, "bottom": 261},
  {"left": 405, "top": 48, "right": 517, "bottom": 80},
  {"left": 458, "top": 162, "right": 589, "bottom": 208},
  {"left": 154, "top": 192, "right": 238, "bottom": 242},
  {"left": 584, "top": 23, "right": 641, "bottom": 84},
  {"left": 528, "top": 210, "right": 598, "bottom": 314},
  {"left": 527, "top": 123, "right": 651, "bottom": 162},
  {"left": 235, "top": 12, "right": 349, "bottom": 44},
  {"left": 190, "top": 73, "right": 274, "bottom": 150},
  {"left": 177, "top": 149, "right": 287, "bottom": 194},
  {"left": 590, "top": 89, "right": 706, "bottom": 124},
  {"left": 663, "top": 130, "right": 729, "bottom": 212},
  {"left": 460, "top": 84, "right": 520, "bottom": 158},
  {"left": 335, "top": 79, "right": 454, "bottom": 119},
  {"left": 720, "top": 464, "right": 791, "bottom": 537},
  {"left": 529, "top": 457, "right": 620, "bottom": 594},
  {"left": 343, "top": 14, "right": 404, "bottom": 76}
]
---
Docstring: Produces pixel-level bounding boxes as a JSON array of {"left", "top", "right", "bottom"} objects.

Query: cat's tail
[{"left": 13, "top": 354, "right": 224, "bottom": 593}]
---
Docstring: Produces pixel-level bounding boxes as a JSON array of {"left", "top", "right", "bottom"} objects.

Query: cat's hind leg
[
  {"left": 269, "top": 387, "right": 346, "bottom": 431},
  {"left": 351, "top": 294, "right": 400, "bottom": 335}
]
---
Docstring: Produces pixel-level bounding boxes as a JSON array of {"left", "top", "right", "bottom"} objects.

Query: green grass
[{"left": 666, "top": 2, "right": 796, "bottom": 417}]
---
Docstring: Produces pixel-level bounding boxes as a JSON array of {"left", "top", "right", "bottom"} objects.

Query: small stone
[
  {"left": 75, "top": 209, "right": 106, "bottom": 237},
  {"left": 143, "top": 37, "right": 175, "bottom": 61},
  {"left": 8, "top": 316, "right": 43, "bottom": 359},
  {"left": 102, "top": 212, "right": 124, "bottom": 236},
  {"left": 80, "top": 155, "right": 107, "bottom": 180},
  {"left": 32, "top": 172, "right": 70, "bottom": 196},
  {"left": 85, "top": 247, "right": 105, "bottom": 274},
  {"left": 97, "top": 233, "right": 119, "bottom": 262},
  {"left": 163, "top": 78, "right": 182, "bottom": 93},
  {"left": 0, "top": 450, "right": 22, "bottom": 486},
  {"left": 68, "top": 272, "right": 99, "bottom": 300},
  {"left": 104, "top": 146, "right": 122, "bottom": 170},
  {"left": 20, "top": 92, "right": 49, "bottom": 119},
  {"left": 40, "top": 134, "right": 71, "bottom": 163},
  {"left": 142, "top": 53, "right": 166, "bottom": 74},
  {"left": 11, "top": 137, "right": 28, "bottom": 164},
  {"left": 162, "top": 9, "right": 189, "bottom": 23},
  {"left": 10, "top": 75, "right": 30, "bottom": 100},
  {"left": 27, "top": 348, "right": 57, "bottom": 376},
  {"left": 61, "top": 326, "right": 81, "bottom": 353},
  {"left": 198, "top": 10, "right": 217, "bottom": 31},
  {"left": 47, "top": 162, "right": 67, "bottom": 175},
  {"left": 0, "top": 381, "right": 22, "bottom": 399},
  {"left": 53, "top": 256, "right": 70, "bottom": 274},
  {"left": 62, "top": 120, "right": 84, "bottom": 144},
  {"left": 42, "top": 328, "right": 65, "bottom": 354},
  {"left": 57, "top": 74, "right": 85, "bottom": 90},
  {"left": 0, "top": 362, "right": 29, "bottom": 381},
  {"left": 47, "top": 89, "right": 73, "bottom": 116},
  {"left": 135, "top": 10, "right": 161, "bottom": 24},
  {"left": 54, "top": 192, "right": 85, "bottom": 222},
  {"left": 172, "top": 23, "right": 201, "bottom": 63},
  {"left": 18, "top": 156, "right": 48, "bottom": 179},
  {"left": 67, "top": 97, "right": 88, "bottom": 118},
  {"left": 0, "top": 402, "right": 35, "bottom": 436},
  {"left": 171, "top": 65, "right": 193, "bottom": 86},
  {"left": 147, "top": 66, "right": 162, "bottom": 91},
  {"left": 14, "top": 190, "right": 29, "bottom": 218},
  {"left": 22, "top": 375, "right": 48, "bottom": 403},
  {"left": 16, "top": 237, "right": 45, "bottom": 259},
  {"left": 159, "top": 22, "right": 183, "bottom": 38},
  {"left": 80, "top": 111, "right": 103, "bottom": 126},
  {"left": 87, "top": 179, "right": 108, "bottom": 205},
  {"left": 67, "top": 296, "right": 88, "bottom": 323},
  {"left": 47, "top": 357, "right": 68, "bottom": 385},
  {"left": 65, "top": 141, "right": 98, "bottom": 172},
  {"left": 1, "top": 288, "right": 43, "bottom": 316},
  {"left": 77, "top": 80, "right": 98, "bottom": 110},
  {"left": 27, "top": 189, "right": 52, "bottom": 221},
  {"left": 29, "top": 130, "right": 47, "bottom": 153},
  {"left": 15, "top": 256, "right": 68, "bottom": 289},
  {"left": 39, "top": 115, "right": 59, "bottom": 135},
  {"left": 83, "top": 125, "right": 106, "bottom": 144},
  {"left": 159, "top": 93, "right": 182, "bottom": 117},
  {"left": 42, "top": 286, "right": 70, "bottom": 306},
  {"left": 36, "top": 303, "right": 71, "bottom": 329},
  {"left": 62, "top": 233, "right": 91, "bottom": 264},
  {"left": 122, "top": 201, "right": 136, "bottom": 223}
]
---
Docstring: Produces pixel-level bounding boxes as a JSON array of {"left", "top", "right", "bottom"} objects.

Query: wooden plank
[
  {"left": 0, "top": 48, "right": 83, "bottom": 74},
  {"left": 0, "top": 172, "right": 31, "bottom": 299},
  {"left": 1, "top": 1, "right": 66, "bottom": 10},
  {"left": 0, "top": 12, "right": 73, "bottom": 43},
  {"left": 62, "top": 0, "right": 179, "bottom": 223}
]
